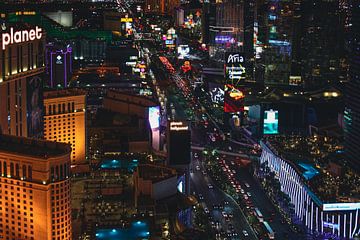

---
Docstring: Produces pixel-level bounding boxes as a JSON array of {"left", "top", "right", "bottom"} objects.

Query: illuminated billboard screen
[
  {"left": 148, "top": 106, "right": 160, "bottom": 129},
  {"left": 177, "top": 174, "right": 185, "bottom": 193},
  {"left": 263, "top": 110, "right": 278, "bottom": 134},
  {"left": 224, "top": 84, "right": 245, "bottom": 113},
  {"left": 27, "top": 75, "right": 44, "bottom": 138},
  {"left": 224, "top": 52, "right": 246, "bottom": 85},
  {"left": 177, "top": 45, "right": 190, "bottom": 59},
  {"left": 209, "top": 83, "right": 224, "bottom": 104}
]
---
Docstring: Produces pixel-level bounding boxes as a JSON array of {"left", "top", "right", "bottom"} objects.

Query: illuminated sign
[
  {"left": 323, "top": 203, "right": 360, "bottom": 211},
  {"left": 263, "top": 110, "right": 278, "bottom": 134},
  {"left": 177, "top": 45, "right": 190, "bottom": 59},
  {"left": 226, "top": 53, "right": 244, "bottom": 64},
  {"left": 121, "top": 17, "right": 133, "bottom": 22},
  {"left": 148, "top": 106, "right": 160, "bottom": 129},
  {"left": 165, "top": 39, "right": 174, "bottom": 45},
  {"left": 125, "top": 61, "right": 136, "bottom": 66},
  {"left": 289, "top": 76, "right": 302, "bottom": 86},
  {"left": 56, "top": 55, "right": 63, "bottom": 65},
  {"left": 177, "top": 175, "right": 185, "bottom": 193},
  {"left": 224, "top": 84, "right": 245, "bottom": 113},
  {"left": 215, "top": 35, "right": 235, "bottom": 44},
  {"left": 15, "top": 11, "right": 36, "bottom": 16},
  {"left": 210, "top": 87, "right": 224, "bottom": 104},
  {"left": 225, "top": 52, "right": 246, "bottom": 84},
  {"left": 2, "top": 26, "right": 42, "bottom": 50},
  {"left": 323, "top": 222, "right": 339, "bottom": 230},
  {"left": 170, "top": 122, "right": 189, "bottom": 131}
]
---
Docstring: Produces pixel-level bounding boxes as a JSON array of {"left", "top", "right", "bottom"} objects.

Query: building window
[
  {"left": 3, "top": 162, "right": 7, "bottom": 176},
  {"left": 22, "top": 165, "right": 26, "bottom": 179},
  {"left": 15, "top": 164, "right": 19, "bottom": 178},
  {"left": 10, "top": 163, "right": 14, "bottom": 177},
  {"left": 28, "top": 166, "right": 32, "bottom": 180}
]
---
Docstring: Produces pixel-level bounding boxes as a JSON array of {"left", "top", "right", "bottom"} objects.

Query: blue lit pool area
[
  {"left": 100, "top": 159, "right": 138, "bottom": 172},
  {"left": 298, "top": 162, "right": 319, "bottom": 180},
  {"left": 96, "top": 221, "right": 149, "bottom": 240}
]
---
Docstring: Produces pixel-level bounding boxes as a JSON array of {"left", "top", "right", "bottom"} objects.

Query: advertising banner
[
  {"left": 263, "top": 109, "right": 278, "bottom": 134},
  {"left": 224, "top": 84, "right": 245, "bottom": 113}
]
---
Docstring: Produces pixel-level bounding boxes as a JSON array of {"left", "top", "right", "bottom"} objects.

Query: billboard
[
  {"left": 224, "top": 84, "right": 245, "bottom": 113},
  {"left": 209, "top": 84, "right": 224, "bottom": 104},
  {"left": 27, "top": 75, "right": 44, "bottom": 138},
  {"left": 224, "top": 52, "right": 246, "bottom": 85},
  {"left": 167, "top": 121, "right": 191, "bottom": 165},
  {"left": 177, "top": 45, "right": 190, "bottom": 59},
  {"left": 148, "top": 106, "right": 160, "bottom": 129},
  {"left": 263, "top": 110, "right": 278, "bottom": 134}
]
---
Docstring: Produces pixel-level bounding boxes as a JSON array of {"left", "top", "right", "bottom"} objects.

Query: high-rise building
[
  {"left": 296, "top": 0, "right": 346, "bottom": 89},
  {"left": 344, "top": 2, "right": 360, "bottom": 173},
  {"left": 43, "top": 89, "right": 86, "bottom": 165},
  {"left": 209, "top": 0, "right": 244, "bottom": 59},
  {"left": 166, "top": 121, "right": 191, "bottom": 195},
  {"left": 145, "top": 0, "right": 180, "bottom": 15},
  {"left": 0, "top": 23, "right": 45, "bottom": 138},
  {"left": 46, "top": 44, "right": 72, "bottom": 88},
  {"left": 0, "top": 134, "right": 72, "bottom": 240},
  {"left": 256, "top": 0, "right": 294, "bottom": 86}
]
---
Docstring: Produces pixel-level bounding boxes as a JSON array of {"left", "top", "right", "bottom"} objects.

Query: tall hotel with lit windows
[
  {"left": 43, "top": 89, "right": 86, "bottom": 165},
  {"left": 345, "top": 2, "right": 360, "bottom": 173},
  {"left": 0, "top": 134, "right": 72, "bottom": 240},
  {"left": 0, "top": 22, "right": 45, "bottom": 138}
]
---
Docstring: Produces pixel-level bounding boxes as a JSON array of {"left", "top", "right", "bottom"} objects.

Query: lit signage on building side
[
  {"left": 323, "top": 203, "right": 360, "bottom": 211},
  {"left": 170, "top": 122, "right": 189, "bottom": 131},
  {"left": 148, "top": 106, "right": 160, "bottom": 129},
  {"left": 2, "top": 26, "right": 43, "bottom": 50},
  {"left": 225, "top": 52, "right": 246, "bottom": 84}
]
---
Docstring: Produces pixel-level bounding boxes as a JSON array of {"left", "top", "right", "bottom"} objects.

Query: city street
[{"left": 190, "top": 152, "right": 258, "bottom": 240}]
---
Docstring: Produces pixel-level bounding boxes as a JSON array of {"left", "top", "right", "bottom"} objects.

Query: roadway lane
[
  {"left": 228, "top": 162, "right": 314, "bottom": 240},
  {"left": 190, "top": 154, "right": 258, "bottom": 240}
]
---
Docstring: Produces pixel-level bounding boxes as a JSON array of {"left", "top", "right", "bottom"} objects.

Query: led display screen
[
  {"left": 27, "top": 75, "right": 44, "bottom": 138},
  {"left": 148, "top": 106, "right": 160, "bottom": 129},
  {"left": 263, "top": 110, "right": 278, "bottom": 134},
  {"left": 209, "top": 83, "right": 224, "bottom": 104},
  {"left": 224, "top": 84, "right": 245, "bottom": 113}
]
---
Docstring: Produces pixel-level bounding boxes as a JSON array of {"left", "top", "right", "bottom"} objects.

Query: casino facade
[
  {"left": 260, "top": 141, "right": 360, "bottom": 239},
  {"left": 0, "top": 22, "right": 45, "bottom": 138}
]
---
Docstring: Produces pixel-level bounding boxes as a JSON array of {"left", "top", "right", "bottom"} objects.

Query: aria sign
[
  {"left": 225, "top": 52, "right": 246, "bottom": 83},
  {"left": 2, "top": 26, "right": 43, "bottom": 50},
  {"left": 225, "top": 52, "right": 244, "bottom": 64}
]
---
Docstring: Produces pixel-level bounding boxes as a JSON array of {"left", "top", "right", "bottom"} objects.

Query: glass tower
[{"left": 345, "top": 1, "right": 360, "bottom": 173}]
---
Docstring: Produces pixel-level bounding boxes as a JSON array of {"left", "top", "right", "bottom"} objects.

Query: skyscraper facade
[
  {"left": 0, "top": 134, "right": 72, "bottom": 240},
  {"left": 344, "top": 1, "right": 360, "bottom": 173},
  {"left": 0, "top": 23, "right": 45, "bottom": 138},
  {"left": 43, "top": 89, "right": 86, "bottom": 165}
]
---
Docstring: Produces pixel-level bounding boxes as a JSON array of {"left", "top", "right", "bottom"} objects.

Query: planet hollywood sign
[{"left": 2, "top": 26, "right": 43, "bottom": 50}]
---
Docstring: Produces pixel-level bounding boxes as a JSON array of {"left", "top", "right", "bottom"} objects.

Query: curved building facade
[
  {"left": 0, "top": 134, "right": 72, "bottom": 240},
  {"left": 260, "top": 141, "right": 360, "bottom": 239}
]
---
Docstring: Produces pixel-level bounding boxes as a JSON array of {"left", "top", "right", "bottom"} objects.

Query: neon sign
[
  {"left": 170, "top": 122, "right": 189, "bottom": 131},
  {"left": 2, "top": 26, "right": 43, "bottom": 50}
]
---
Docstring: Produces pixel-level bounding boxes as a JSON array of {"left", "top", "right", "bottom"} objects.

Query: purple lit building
[{"left": 46, "top": 44, "right": 73, "bottom": 88}]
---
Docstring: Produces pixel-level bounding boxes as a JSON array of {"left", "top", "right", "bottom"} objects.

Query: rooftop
[
  {"left": 136, "top": 164, "right": 177, "bottom": 183},
  {"left": 44, "top": 88, "right": 87, "bottom": 99},
  {"left": 264, "top": 135, "right": 360, "bottom": 203},
  {"left": 0, "top": 134, "right": 71, "bottom": 159}
]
